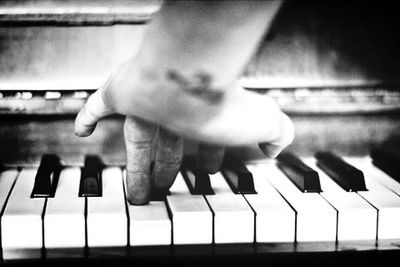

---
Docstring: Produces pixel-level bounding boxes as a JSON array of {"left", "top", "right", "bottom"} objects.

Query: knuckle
[
  {"left": 126, "top": 151, "right": 152, "bottom": 173},
  {"left": 124, "top": 117, "right": 157, "bottom": 143},
  {"left": 155, "top": 152, "right": 183, "bottom": 167},
  {"left": 159, "top": 128, "right": 182, "bottom": 146}
]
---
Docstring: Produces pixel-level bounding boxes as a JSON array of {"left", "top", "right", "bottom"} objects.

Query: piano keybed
[{"left": 1, "top": 152, "right": 400, "bottom": 262}]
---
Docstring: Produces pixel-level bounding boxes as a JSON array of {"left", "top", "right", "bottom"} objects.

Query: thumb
[{"left": 74, "top": 86, "right": 114, "bottom": 137}]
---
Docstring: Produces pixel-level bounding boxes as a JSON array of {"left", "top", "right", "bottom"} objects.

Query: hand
[
  {"left": 74, "top": 0, "right": 293, "bottom": 204},
  {"left": 74, "top": 61, "right": 294, "bottom": 204}
]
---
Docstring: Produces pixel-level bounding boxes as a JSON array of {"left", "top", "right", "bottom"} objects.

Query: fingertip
[
  {"left": 259, "top": 113, "right": 295, "bottom": 159},
  {"left": 74, "top": 111, "right": 96, "bottom": 137},
  {"left": 74, "top": 125, "right": 95, "bottom": 137},
  {"left": 258, "top": 143, "right": 282, "bottom": 159},
  {"left": 74, "top": 89, "right": 114, "bottom": 138},
  {"left": 197, "top": 144, "right": 225, "bottom": 174},
  {"left": 127, "top": 193, "right": 149, "bottom": 205},
  {"left": 126, "top": 171, "right": 151, "bottom": 205}
]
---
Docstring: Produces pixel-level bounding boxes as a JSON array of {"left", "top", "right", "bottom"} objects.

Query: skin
[{"left": 74, "top": 0, "right": 294, "bottom": 205}]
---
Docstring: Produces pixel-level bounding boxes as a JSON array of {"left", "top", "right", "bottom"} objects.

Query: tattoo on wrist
[{"left": 166, "top": 70, "right": 224, "bottom": 103}]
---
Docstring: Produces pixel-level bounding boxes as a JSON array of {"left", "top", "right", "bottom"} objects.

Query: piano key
[
  {"left": 181, "top": 163, "right": 214, "bottom": 195},
  {"left": 0, "top": 169, "right": 18, "bottom": 214},
  {"left": 370, "top": 147, "right": 400, "bottom": 183},
  {"left": 44, "top": 168, "right": 85, "bottom": 249},
  {"left": 245, "top": 164, "right": 296, "bottom": 242},
  {"left": 364, "top": 157, "right": 400, "bottom": 195},
  {"left": 346, "top": 157, "right": 400, "bottom": 239},
  {"left": 31, "top": 154, "right": 61, "bottom": 198},
  {"left": 276, "top": 153, "right": 321, "bottom": 193},
  {"left": 258, "top": 162, "right": 336, "bottom": 242},
  {"left": 87, "top": 167, "right": 127, "bottom": 247},
  {"left": 304, "top": 159, "right": 377, "bottom": 241},
  {"left": 128, "top": 203, "right": 171, "bottom": 246},
  {"left": 167, "top": 172, "right": 213, "bottom": 244},
  {"left": 221, "top": 155, "right": 256, "bottom": 194},
  {"left": 124, "top": 170, "right": 171, "bottom": 246},
  {"left": 315, "top": 151, "right": 367, "bottom": 192},
  {"left": 79, "top": 156, "right": 102, "bottom": 197},
  {"left": 1, "top": 168, "right": 45, "bottom": 259},
  {"left": 205, "top": 172, "right": 254, "bottom": 244}
]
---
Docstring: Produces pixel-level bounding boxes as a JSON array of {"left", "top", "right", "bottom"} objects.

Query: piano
[{"left": 1, "top": 0, "right": 400, "bottom": 266}]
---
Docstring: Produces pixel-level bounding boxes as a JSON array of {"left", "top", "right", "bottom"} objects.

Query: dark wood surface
[
  {"left": 2, "top": 241, "right": 400, "bottom": 266},
  {"left": 0, "top": 113, "right": 399, "bottom": 166}
]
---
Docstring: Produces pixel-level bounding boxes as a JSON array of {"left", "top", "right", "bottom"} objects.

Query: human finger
[
  {"left": 124, "top": 116, "right": 157, "bottom": 205},
  {"left": 197, "top": 143, "right": 225, "bottom": 174},
  {"left": 191, "top": 87, "right": 295, "bottom": 149},
  {"left": 151, "top": 127, "right": 183, "bottom": 192},
  {"left": 258, "top": 112, "right": 295, "bottom": 158},
  {"left": 74, "top": 87, "right": 113, "bottom": 137}
]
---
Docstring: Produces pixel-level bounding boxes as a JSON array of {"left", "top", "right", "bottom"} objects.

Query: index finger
[{"left": 124, "top": 116, "right": 157, "bottom": 205}]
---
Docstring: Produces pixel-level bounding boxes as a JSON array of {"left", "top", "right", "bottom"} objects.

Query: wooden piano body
[{"left": 1, "top": 1, "right": 400, "bottom": 266}]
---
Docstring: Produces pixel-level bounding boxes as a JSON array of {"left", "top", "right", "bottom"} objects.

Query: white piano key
[
  {"left": 362, "top": 157, "right": 400, "bottom": 196},
  {"left": 44, "top": 168, "right": 85, "bottom": 248},
  {"left": 123, "top": 170, "right": 170, "bottom": 246},
  {"left": 167, "top": 172, "right": 212, "bottom": 244},
  {"left": 346, "top": 157, "right": 400, "bottom": 239},
  {"left": 205, "top": 172, "right": 254, "bottom": 244},
  {"left": 304, "top": 159, "right": 377, "bottom": 241},
  {"left": 256, "top": 162, "right": 336, "bottom": 242},
  {"left": 246, "top": 164, "right": 296, "bottom": 242},
  {"left": 87, "top": 167, "right": 127, "bottom": 247},
  {"left": 0, "top": 169, "right": 18, "bottom": 213},
  {"left": 128, "top": 202, "right": 171, "bottom": 246},
  {"left": 1, "top": 169, "right": 45, "bottom": 258}
]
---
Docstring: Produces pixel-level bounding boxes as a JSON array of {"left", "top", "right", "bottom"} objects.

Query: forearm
[
  {"left": 135, "top": 0, "right": 283, "bottom": 89},
  {"left": 100, "top": 0, "right": 287, "bottom": 140}
]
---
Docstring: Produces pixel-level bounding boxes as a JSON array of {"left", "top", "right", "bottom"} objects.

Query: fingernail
[
  {"left": 258, "top": 143, "right": 282, "bottom": 158},
  {"left": 74, "top": 123, "right": 94, "bottom": 137}
]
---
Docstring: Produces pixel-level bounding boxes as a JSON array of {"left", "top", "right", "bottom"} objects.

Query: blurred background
[{"left": 0, "top": 0, "right": 399, "bottom": 165}]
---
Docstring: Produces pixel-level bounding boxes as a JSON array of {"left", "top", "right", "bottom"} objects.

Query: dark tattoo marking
[{"left": 166, "top": 70, "right": 224, "bottom": 103}]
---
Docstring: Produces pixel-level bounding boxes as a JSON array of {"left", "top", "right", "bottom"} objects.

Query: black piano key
[
  {"left": 371, "top": 147, "right": 400, "bottom": 183},
  {"left": 151, "top": 188, "right": 171, "bottom": 201},
  {"left": 315, "top": 151, "right": 367, "bottom": 192},
  {"left": 31, "top": 154, "right": 61, "bottom": 198},
  {"left": 182, "top": 168, "right": 214, "bottom": 195},
  {"left": 277, "top": 152, "right": 322, "bottom": 193},
  {"left": 181, "top": 157, "right": 214, "bottom": 195},
  {"left": 221, "top": 155, "right": 256, "bottom": 194},
  {"left": 79, "top": 156, "right": 102, "bottom": 197}
]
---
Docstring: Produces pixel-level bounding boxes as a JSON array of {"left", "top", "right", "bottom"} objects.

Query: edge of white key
[
  {"left": 305, "top": 158, "right": 377, "bottom": 241},
  {"left": 254, "top": 162, "right": 336, "bottom": 242},
  {"left": 246, "top": 164, "right": 296, "bottom": 242},
  {"left": 205, "top": 172, "right": 254, "bottom": 244},
  {"left": 44, "top": 167, "right": 85, "bottom": 248},
  {"left": 87, "top": 167, "right": 127, "bottom": 247},
  {"left": 128, "top": 201, "right": 171, "bottom": 246},
  {"left": 167, "top": 173, "right": 212, "bottom": 245}
]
